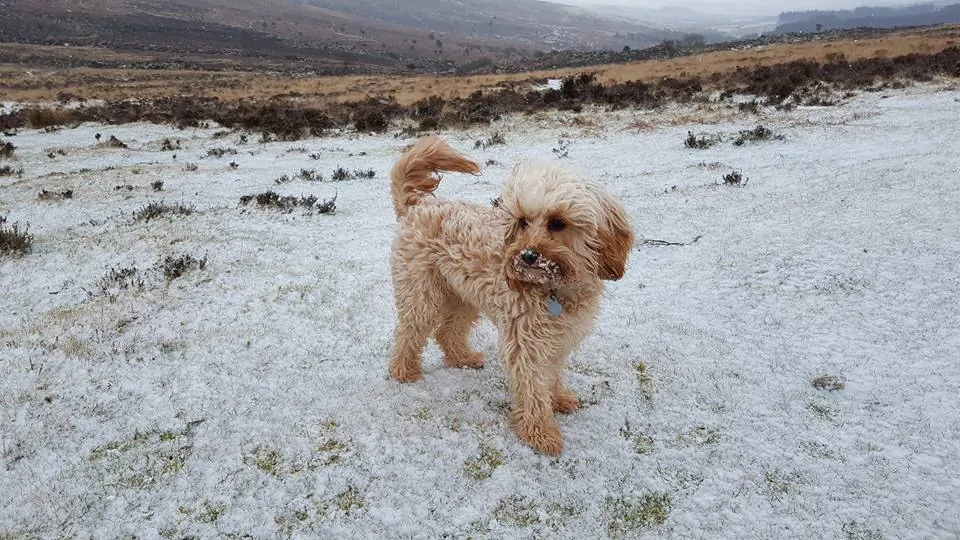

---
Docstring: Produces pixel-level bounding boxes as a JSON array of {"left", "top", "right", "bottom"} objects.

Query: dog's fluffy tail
[{"left": 391, "top": 135, "right": 479, "bottom": 219}]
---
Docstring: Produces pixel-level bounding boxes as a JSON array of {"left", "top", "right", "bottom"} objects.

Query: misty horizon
[{"left": 558, "top": 0, "right": 921, "bottom": 17}]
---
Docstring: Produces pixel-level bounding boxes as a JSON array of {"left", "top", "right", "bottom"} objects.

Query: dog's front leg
[{"left": 501, "top": 321, "right": 565, "bottom": 455}]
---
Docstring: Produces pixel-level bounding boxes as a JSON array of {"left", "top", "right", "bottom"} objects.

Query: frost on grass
[
  {"left": 619, "top": 421, "right": 655, "bottom": 455},
  {"left": 242, "top": 425, "right": 352, "bottom": 477},
  {"left": 491, "top": 495, "right": 541, "bottom": 527},
  {"left": 462, "top": 442, "right": 504, "bottom": 480},
  {"left": 89, "top": 420, "right": 203, "bottom": 491},
  {"left": 605, "top": 493, "right": 671, "bottom": 537},
  {"left": 634, "top": 361, "right": 654, "bottom": 402},
  {"left": 274, "top": 485, "right": 366, "bottom": 536},
  {"left": 762, "top": 469, "right": 803, "bottom": 502},
  {"left": 671, "top": 426, "right": 720, "bottom": 447},
  {"left": 3, "top": 85, "right": 960, "bottom": 538}
]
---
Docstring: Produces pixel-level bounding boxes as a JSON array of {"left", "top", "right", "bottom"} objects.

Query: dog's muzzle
[{"left": 512, "top": 249, "right": 562, "bottom": 283}]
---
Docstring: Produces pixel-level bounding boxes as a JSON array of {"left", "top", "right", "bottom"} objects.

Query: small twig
[{"left": 638, "top": 234, "right": 702, "bottom": 247}]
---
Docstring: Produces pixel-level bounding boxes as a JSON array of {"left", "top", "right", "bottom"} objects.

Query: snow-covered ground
[{"left": 2, "top": 82, "right": 959, "bottom": 539}]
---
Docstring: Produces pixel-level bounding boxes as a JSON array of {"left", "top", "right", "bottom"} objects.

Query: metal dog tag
[{"left": 547, "top": 294, "right": 563, "bottom": 317}]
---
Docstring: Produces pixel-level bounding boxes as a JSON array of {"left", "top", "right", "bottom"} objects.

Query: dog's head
[{"left": 498, "top": 160, "right": 634, "bottom": 290}]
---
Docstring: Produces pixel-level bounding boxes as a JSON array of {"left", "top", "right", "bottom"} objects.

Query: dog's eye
[
  {"left": 518, "top": 218, "right": 528, "bottom": 229},
  {"left": 547, "top": 218, "right": 566, "bottom": 232}
]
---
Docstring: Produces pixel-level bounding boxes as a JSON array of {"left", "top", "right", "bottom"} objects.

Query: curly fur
[{"left": 388, "top": 135, "right": 635, "bottom": 455}]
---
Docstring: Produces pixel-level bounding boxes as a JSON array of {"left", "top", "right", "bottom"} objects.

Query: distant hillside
[
  {"left": 0, "top": 0, "right": 726, "bottom": 74},
  {"left": 774, "top": 3, "right": 960, "bottom": 34}
]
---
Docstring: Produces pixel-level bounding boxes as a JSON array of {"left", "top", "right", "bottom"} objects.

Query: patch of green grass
[
  {"left": 566, "top": 363, "right": 611, "bottom": 377},
  {"left": 492, "top": 495, "right": 541, "bottom": 527},
  {"left": 488, "top": 496, "right": 582, "bottom": 531},
  {"left": 634, "top": 361, "right": 654, "bottom": 401},
  {"left": 580, "top": 379, "right": 614, "bottom": 407},
  {"left": 463, "top": 442, "right": 504, "bottom": 480},
  {"left": 544, "top": 502, "right": 582, "bottom": 530},
  {"left": 619, "top": 422, "right": 655, "bottom": 455},
  {"left": 310, "top": 438, "right": 350, "bottom": 467},
  {"left": 243, "top": 445, "right": 283, "bottom": 477},
  {"left": 673, "top": 426, "right": 720, "bottom": 447},
  {"left": 606, "top": 493, "right": 671, "bottom": 537},
  {"left": 197, "top": 500, "right": 227, "bottom": 523},
  {"left": 89, "top": 423, "right": 199, "bottom": 490},
  {"left": 763, "top": 469, "right": 802, "bottom": 501},
  {"left": 334, "top": 485, "right": 365, "bottom": 515},
  {"left": 275, "top": 506, "right": 313, "bottom": 536},
  {"left": 658, "top": 467, "right": 705, "bottom": 491}
]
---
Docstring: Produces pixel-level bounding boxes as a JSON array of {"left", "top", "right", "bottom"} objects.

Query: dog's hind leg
[
  {"left": 389, "top": 276, "right": 445, "bottom": 383},
  {"left": 435, "top": 294, "right": 485, "bottom": 369}
]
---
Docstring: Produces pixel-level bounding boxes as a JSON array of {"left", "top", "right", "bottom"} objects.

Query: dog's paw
[
  {"left": 444, "top": 351, "right": 485, "bottom": 369},
  {"left": 552, "top": 388, "right": 580, "bottom": 414},
  {"left": 389, "top": 362, "right": 422, "bottom": 383},
  {"left": 514, "top": 416, "right": 564, "bottom": 455}
]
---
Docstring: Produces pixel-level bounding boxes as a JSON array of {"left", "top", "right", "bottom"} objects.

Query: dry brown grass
[{"left": 0, "top": 25, "right": 957, "bottom": 107}]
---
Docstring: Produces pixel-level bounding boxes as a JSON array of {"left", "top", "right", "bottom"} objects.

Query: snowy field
[{"left": 2, "top": 82, "right": 959, "bottom": 539}]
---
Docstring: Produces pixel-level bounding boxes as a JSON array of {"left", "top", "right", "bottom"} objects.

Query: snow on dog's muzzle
[{"left": 512, "top": 249, "right": 561, "bottom": 282}]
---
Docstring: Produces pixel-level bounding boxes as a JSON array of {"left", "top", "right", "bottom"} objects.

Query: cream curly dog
[{"left": 388, "top": 135, "right": 634, "bottom": 455}]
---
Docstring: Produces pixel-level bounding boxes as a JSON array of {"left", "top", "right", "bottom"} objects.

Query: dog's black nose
[{"left": 520, "top": 249, "right": 539, "bottom": 265}]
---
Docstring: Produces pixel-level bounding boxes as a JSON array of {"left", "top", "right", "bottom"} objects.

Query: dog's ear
[{"left": 596, "top": 194, "right": 634, "bottom": 281}]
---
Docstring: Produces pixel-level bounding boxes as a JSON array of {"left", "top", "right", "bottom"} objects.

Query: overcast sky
[{"left": 560, "top": 0, "right": 910, "bottom": 15}]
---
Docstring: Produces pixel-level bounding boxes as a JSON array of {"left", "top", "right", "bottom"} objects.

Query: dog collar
[{"left": 547, "top": 291, "right": 563, "bottom": 317}]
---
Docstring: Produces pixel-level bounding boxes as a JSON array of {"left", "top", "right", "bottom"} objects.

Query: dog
[{"left": 388, "top": 135, "right": 634, "bottom": 455}]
